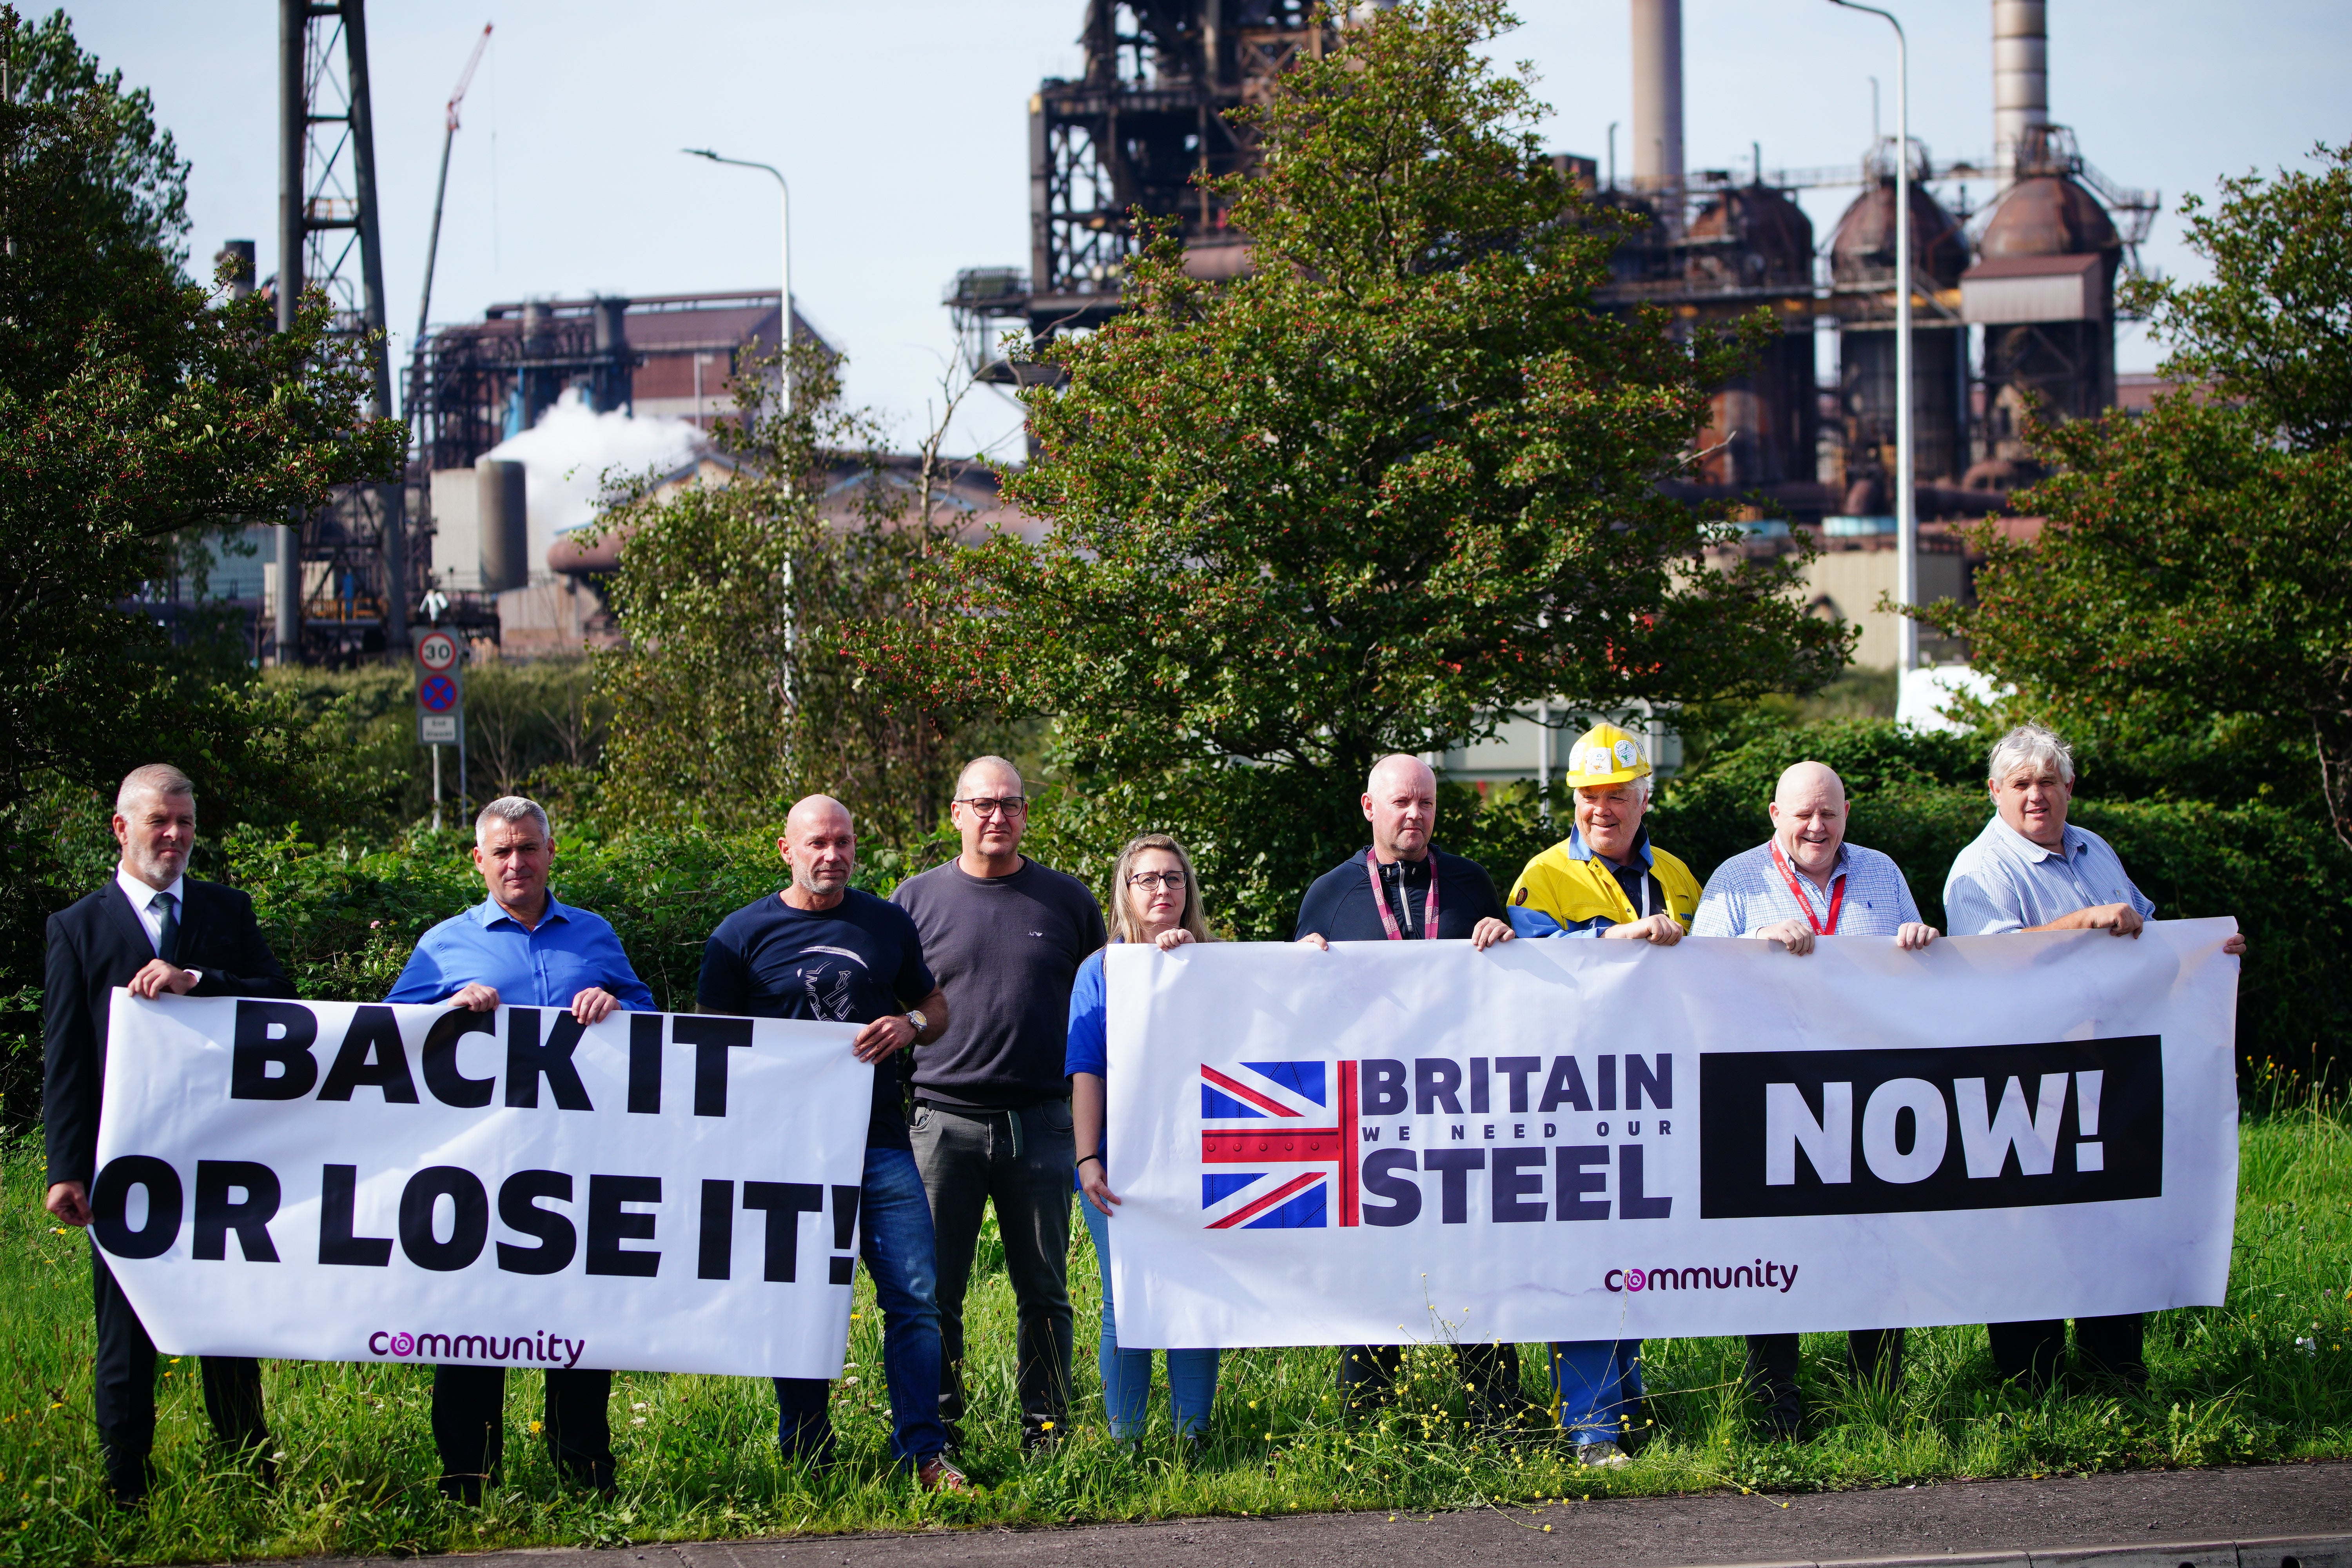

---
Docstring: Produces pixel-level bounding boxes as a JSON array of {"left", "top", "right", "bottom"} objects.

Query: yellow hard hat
[{"left": 1561, "top": 722, "right": 1652, "bottom": 788}]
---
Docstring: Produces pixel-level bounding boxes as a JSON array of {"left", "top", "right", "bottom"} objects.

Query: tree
[
  {"left": 1924, "top": 144, "right": 2352, "bottom": 849},
  {"left": 851, "top": 0, "right": 1847, "bottom": 934},
  {"left": 589, "top": 342, "right": 991, "bottom": 853}
]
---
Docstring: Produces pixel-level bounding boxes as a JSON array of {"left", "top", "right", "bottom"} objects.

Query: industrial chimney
[
  {"left": 1630, "top": 0, "right": 1684, "bottom": 196},
  {"left": 1992, "top": 0, "right": 2048, "bottom": 186}
]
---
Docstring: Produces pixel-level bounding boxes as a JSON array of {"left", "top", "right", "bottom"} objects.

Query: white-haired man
[
  {"left": 43, "top": 764, "right": 293, "bottom": 1505},
  {"left": 1944, "top": 723, "right": 2245, "bottom": 1388},
  {"left": 386, "top": 795, "right": 657, "bottom": 1502},
  {"left": 1296, "top": 753, "right": 1521, "bottom": 1426},
  {"left": 1504, "top": 723, "right": 1702, "bottom": 1467},
  {"left": 1691, "top": 759, "right": 1936, "bottom": 1435}
]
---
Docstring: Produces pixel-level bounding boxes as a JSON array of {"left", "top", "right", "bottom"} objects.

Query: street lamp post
[
  {"left": 682, "top": 148, "right": 792, "bottom": 417},
  {"left": 1828, "top": 0, "right": 1917, "bottom": 680},
  {"left": 682, "top": 148, "right": 797, "bottom": 704}
]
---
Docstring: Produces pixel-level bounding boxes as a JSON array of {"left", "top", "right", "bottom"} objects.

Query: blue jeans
[
  {"left": 1550, "top": 1339, "right": 1642, "bottom": 1442},
  {"left": 1080, "top": 1193, "right": 1218, "bottom": 1439},
  {"left": 774, "top": 1145, "right": 948, "bottom": 1468}
]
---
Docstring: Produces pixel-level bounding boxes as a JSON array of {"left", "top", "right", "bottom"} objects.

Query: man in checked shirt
[{"left": 1690, "top": 759, "right": 1937, "bottom": 1437}]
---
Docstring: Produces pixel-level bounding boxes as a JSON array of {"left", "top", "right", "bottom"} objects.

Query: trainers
[
  {"left": 1574, "top": 1439, "right": 1631, "bottom": 1468},
  {"left": 915, "top": 1455, "right": 970, "bottom": 1493}
]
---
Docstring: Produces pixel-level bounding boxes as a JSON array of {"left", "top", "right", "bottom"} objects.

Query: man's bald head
[
  {"left": 955, "top": 755, "right": 1023, "bottom": 800},
  {"left": 786, "top": 794, "right": 853, "bottom": 840},
  {"left": 779, "top": 794, "right": 857, "bottom": 903},
  {"left": 1774, "top": 760, "right": 1846, "bottom": 811},
  {"left": 1367, "top": 753, "right": 1434, "bottom": 799},
  {"left": 1363, "top": 753, "right": 1439, "bottom": 864}
]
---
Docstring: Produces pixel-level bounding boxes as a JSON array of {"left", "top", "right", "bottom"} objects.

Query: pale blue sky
[{"left": 68, "top": 2, "right": 2352, "bottom": 463}]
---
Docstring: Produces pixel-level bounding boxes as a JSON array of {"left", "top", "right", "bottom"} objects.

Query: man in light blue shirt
[
  {"left": 1942, "top": 724, "right": 2244, "bottom": 1392},
  {"left": 386, "top": 795, "right": 655, "bottom": 1503},
  {"left": 1692, "top": 759, "right": 1936, "bottom": 955},
  {"left": 1692, "top": 759, "right": 1933, "bottom": 1437}
]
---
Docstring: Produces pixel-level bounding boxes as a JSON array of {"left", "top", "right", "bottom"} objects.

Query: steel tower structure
[{"left": 276, "top": 0, "right": 405, "bottom": 662}]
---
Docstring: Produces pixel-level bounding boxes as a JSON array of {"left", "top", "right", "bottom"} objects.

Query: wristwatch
[{"left": 904, "top": 1008, "right": 929, "bottom": 1038}]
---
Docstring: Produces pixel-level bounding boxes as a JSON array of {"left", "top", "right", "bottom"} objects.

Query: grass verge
[{"left": 2, "top": 1101, "right": 2347, "bottom": 1564}]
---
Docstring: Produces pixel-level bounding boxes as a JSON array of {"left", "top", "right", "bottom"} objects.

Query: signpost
[{"left": 415, "top": 628, "right": 465, "bottom": 830}]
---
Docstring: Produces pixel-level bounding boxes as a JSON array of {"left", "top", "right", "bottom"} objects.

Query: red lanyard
[
  {"left": 1366, "top": 849, "right": 1439, "bottom": 940},
  {"left": 1770, "top": 842, "right": 1844, "bottom": 935}
]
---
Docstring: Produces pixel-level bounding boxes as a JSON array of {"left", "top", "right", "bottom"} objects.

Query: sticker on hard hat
[{"left": 1614, "top": 739, "right": 1640, "bottom": 768}]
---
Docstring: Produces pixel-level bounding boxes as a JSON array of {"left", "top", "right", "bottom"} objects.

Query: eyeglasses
[
  {"left": 1127, "top": 871, "right": 1187, "bottom": 891},
  {"left": 956, "top": 796, "right": 1028, "bottom": 817}
]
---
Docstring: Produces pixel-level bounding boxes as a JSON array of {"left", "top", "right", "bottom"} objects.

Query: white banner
[
  {"left": 92, "top": 996, "right": 870, "bottom": 1378},
  {"left": 1104, "top": 921, "right": 2240, "bottom": 1348}
]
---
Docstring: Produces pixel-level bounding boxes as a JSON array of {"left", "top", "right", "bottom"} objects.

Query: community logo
[
  {"left": 1605, "top": 1259, "right": 1800, "bottom": 1293},
  {"left": 368, "top": 1328, "right": 588, "bottom": 1366}
]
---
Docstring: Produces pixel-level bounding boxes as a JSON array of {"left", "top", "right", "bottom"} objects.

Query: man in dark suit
[{"left": 43, "top": 763, "right": 295, "bottom": 1504}]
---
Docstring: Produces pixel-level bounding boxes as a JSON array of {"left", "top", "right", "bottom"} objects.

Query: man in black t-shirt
[
  {"left": 892, "top": 755, "right": 1106, "bottom": 1450},
  {"left": 1296, "top": 754, "right": 1526, "bottom": 1427},
  {"left": 699, "top": 795, "right": 966, "bottom": 1492}
]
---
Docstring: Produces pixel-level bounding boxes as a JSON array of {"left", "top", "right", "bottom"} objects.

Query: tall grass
[{"left": 3, "top": 1099, "right": 2347, "bottom": 1565}]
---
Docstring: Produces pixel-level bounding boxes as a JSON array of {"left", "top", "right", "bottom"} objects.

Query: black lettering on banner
[
  {"left": 1538, "top": 1056, "right": 1593, "bottom": 1113},
  {"left": 316, "top": 1007, "right": 420, "bottom": 1103},
  {"left": 1598, "top": 1054, "right": 1617, "bottom": 1112},
  {"left": 1492, "top": 1147, "right": 1546, "bottom": 1222},
  {"left": 399, "top": 1166, "right": 490, "bottom": 1270},
  {"left": 1469, "top": 1057, "right": 1490, "bottom": 1114},
  {"left": 1625, "top": 1053, "right": 1672, "bottom": 1110},
  {"left": 698, "top": 1179, "right": 735, "bottom": 1278},
  {"left": 1416, "top": 1058, "right": 1464, "bottom": 1116},
  {"left": 1618, "top": 1144, "right": 1671, "bottom": 1219},
  {"left": 505, "top": 1009, "right": 595, "bottom": 1111},
  {"left": 91, "top": 1155, "right": 182, "bottom": 1258},
  {"left": 421, "top": 1008, "right": 496, "bottom": 1107},
  {"left": 1699, "top": 1037, "right": 2163, "bottom": 1219},
  {"left": 1494, "top": 1055, "right": 1541, "bottom": 1113},
  {"left": 319, "top": 1163, "right": 393, "bottom": 1266},
  {"left": 1556, "top": 1145, "right": 1610, "bottom": 1220},
  {"left": 1360, "top": 1149, "right": 1421, "bottom": 1226},
  {"left": 1361, "top": 1059, "right": 1408, "bottom": 1116},
  {"left": 193, "top": 1160, "right": 281, "bottom": 1261},
  {"left": 674, "top": 1017, "right": 755, "bottom": 1117},
  {"left": 742, "top": 1181, "right": 822, "bottom": 1282},
  {"left": 1423, "top": 1148, "right": 1484, "bottom": 1224},
  {"left": 230, "top": 1000, "right": 318, "bottom": 1100},
  {"left": 628, "top": 1014, "right": 664, "bottom": 1114},
  {"left": 496, "top": 1170, "right": 576, "bottom": 1274},
  {"left": 586, "top": 1174, "right": 662, "bottom": 1276},
  {"left": 828, "top": 1185, "right": 861, "bottom": 1285}
]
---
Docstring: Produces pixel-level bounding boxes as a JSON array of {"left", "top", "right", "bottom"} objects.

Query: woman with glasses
[{"left": 1065, "top": 832, "right": 1219, "bottom": 1448}]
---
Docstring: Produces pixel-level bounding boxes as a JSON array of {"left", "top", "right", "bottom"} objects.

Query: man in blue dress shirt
[
  {"left": 386, "top": 795, "right": 655, "bottom": 1503},
  {"left": 1692, "top": 759, "right": 1937, "bottom": 1436},
  {"left": 1943, "top": 723, "right": 2245, "bottom": 1390}
]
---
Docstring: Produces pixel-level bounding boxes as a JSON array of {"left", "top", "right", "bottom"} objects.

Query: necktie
[{"left": 154, "top": 891, "right": 180, "bottom": 965}]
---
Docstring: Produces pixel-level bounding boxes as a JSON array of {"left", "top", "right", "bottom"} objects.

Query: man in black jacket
[
  {"left": 1295, "top": 754, "right": 1525, "bottom": 1426},
  {"left": 42, "top": 764, "right": 294, "bottom": 1504}
]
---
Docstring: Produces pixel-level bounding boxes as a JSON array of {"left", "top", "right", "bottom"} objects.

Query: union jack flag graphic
[{"left": 1198, "top": 1060, "right": 1363, "bottom": 1229}]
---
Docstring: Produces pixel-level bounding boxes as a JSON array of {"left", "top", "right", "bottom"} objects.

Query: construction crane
[{"left": 415, "top": 24, "right": 492, "bottom": 365}]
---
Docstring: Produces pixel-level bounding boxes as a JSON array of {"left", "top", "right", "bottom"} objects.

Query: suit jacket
[{"left": 44, "top": 876, "right": 294, "bottom": 1188}]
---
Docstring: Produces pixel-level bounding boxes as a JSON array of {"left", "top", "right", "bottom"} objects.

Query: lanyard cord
[
  {"left": 1366, "top": 849, "right": 1439, "bottom": 940},
  {"left": 1769, "top": 842, "right": 1845, "bottom": 935}
]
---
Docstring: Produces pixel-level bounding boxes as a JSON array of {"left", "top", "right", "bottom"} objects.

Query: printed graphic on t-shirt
[{"left": 791, "top": 947, "right": 867, "bottom": 1022}]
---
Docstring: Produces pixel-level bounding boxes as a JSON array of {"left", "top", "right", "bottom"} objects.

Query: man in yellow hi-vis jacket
[
  {"left": 1505, "top": 723, "right": 1696, "bottom": 1467},
  {"left": 1508, "top": 722, "right": 1701, "bottom": 943}
]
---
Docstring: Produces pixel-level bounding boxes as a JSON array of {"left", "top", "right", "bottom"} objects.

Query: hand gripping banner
[
  {"left": 1103, "top": 921, "right": 2240, "bottom": 1348},
  {"left": 91, "top": 998, "right": 870, "bottom": 1377}
]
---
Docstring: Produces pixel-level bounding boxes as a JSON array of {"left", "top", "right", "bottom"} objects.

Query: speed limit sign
[{"left": 416, "top": 630, "right": 460, "bottom": 674}]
